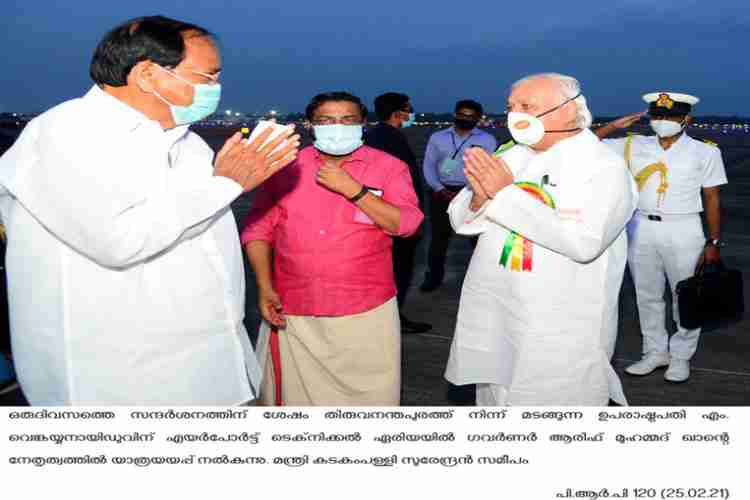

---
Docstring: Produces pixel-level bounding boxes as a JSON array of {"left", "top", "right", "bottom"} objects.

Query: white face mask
[
  {"left": 650, "top": 119, "right": 684, "bottom": 138},
  {"left": 507, "top": 112, "right": 546, "bottom": 145},
  {"left": 507, "top": 93, "right": 582, "bottom": 146}
]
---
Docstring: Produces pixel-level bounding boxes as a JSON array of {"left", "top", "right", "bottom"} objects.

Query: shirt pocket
[
  {"left": 353, "top": 210, "right": 375, "bottom": 225},
  {"left": 680, "top": 159, "right": 703, "bottom": 188},
  {"left": 628, "top": 149, "right": 655, "bottom": 174}
]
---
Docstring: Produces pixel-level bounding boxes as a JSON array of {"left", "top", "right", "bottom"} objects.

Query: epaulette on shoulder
[
  {"left": 702, "top": 139, "right": 719, "bottom": 147},
  {"left": 625, "top": 132, "right": 643, "bottom": 141},
  {"left": 494, "top": 140, "right": 515, "bottom": 157}
]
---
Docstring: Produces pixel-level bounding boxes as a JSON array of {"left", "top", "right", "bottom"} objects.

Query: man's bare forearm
[
  {"left": 245, "top": 240, "right": 275, "bottom": 291},
  {"left": 353, "top": 193, "right": 400, "bottom": 233},
  {"left": 703, "top": 188, "right": 721, "bottom": 240},
  {"left": 594, "top": 122, "right": 617, "bottom": 139}
]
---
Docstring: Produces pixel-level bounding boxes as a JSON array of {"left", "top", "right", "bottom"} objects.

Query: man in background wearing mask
[
  {"left": 242, "top": 92, "right": 423, "bottom": 406},
  {"left": 364, "top": 92, "right": 431, "bottom": 334},
  {"left": 420, "top": 100, "right": 497, "bottom": 292},
  {"left": 596, "top": 92, "right": 727, "bottom": 383},
  {"left": 0, "top": 16, "right": 300, "bottom": 405},
  {"left": 444, "top": 73, "right": 636, "bottom": 405}
]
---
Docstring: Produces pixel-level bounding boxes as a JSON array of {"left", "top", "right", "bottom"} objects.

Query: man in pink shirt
[{"left": 242, "top": 91, "right": 423, "bottom": 406}]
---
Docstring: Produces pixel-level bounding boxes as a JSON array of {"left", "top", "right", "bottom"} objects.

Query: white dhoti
[
  {"left": 628, "top": 213, "right": 705, "bottom": 360},
  {"left": 258, "top": 298, "right": 400, "bottom": 406}
]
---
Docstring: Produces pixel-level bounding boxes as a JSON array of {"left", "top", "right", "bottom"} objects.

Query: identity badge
[{"left": 439, "top": 158, "right": 461, "bottom": 177}]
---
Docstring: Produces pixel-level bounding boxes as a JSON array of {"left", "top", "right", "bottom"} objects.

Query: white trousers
[{"left": 627, "top": 213, "right": 705, "bottom": 361}]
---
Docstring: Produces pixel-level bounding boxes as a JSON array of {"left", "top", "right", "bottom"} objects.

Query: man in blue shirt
[{"left": 420, "top": 100, "right": 497, "bottom": 291}]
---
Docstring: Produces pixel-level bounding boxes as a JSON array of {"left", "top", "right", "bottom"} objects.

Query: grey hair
[{"left": 511, "top": 73, "right": 593, "bottom": 129}]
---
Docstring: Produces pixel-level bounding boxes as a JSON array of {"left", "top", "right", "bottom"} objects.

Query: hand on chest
[{"left": 282, "top": 163, "right": 388, "bottom": 228}]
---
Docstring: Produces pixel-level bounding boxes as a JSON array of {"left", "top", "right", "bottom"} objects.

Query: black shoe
[
  {"left": 446, "top": 383, "right": 476, "bottom": 405},
  {"left": 0, "top": 356, "right": 17, "bottom": 396},
  {"left": 400, "top": 315, "right": 432, "bottom": 334},
  {"left": 419, "top": 272, "right": 443, "bottom": 292}
]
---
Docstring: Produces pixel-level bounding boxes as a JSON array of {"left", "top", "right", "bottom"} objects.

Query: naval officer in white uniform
[{"left": 596, "top": 92, "right": 727, "bottom": 383}]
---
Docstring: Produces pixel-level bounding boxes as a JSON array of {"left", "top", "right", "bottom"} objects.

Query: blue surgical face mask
[
  {"left": 402, "top": 112, "right": 416, "bottom": 128},
  {"left": 153, "top": 66, "right": 221, "bottom": 126},
  {"left": 313, "top": 124, "right": 363, "bottom": 156}
]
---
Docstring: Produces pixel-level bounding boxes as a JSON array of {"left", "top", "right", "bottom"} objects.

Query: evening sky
[{"left": 2, "top": 0, "right": 747, "bottom": 115}]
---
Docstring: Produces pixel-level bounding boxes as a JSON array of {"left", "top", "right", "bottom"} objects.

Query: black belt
[
  {"left": 637, "top": 211, "right": 698, "bottom": 222},
  {"left": 442, "top": 184, "right": 464, "bottom": 193}
]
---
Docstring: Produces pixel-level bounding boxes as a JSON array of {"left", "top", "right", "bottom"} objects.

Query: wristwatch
[
  {"left": 705, "top": 238, "right": 725, "bottom": 248},
  {"left": 348, "top": 185, "right": 369, "bottom": 203}
]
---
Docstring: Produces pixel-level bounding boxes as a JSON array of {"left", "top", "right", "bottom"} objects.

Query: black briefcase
[{"left": 676, "top": 261, "right": 744, "bottom": 329}]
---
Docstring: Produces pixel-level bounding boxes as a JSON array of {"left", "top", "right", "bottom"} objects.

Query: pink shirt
[{"left": 241, "top": 145, "right": 423, "bottom": 317}]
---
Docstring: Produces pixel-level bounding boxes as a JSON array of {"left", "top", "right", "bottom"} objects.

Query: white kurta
[
  {"left": 444, "top": 129, "right": 637, "bottom": 405},
  {"left": 0, "top": 86, "right": 261, "bottom": 405}
]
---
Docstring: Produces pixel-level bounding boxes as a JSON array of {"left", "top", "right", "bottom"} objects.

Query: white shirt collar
[{"left": 84, "top": 85, "right": 190, "bottom": 142}]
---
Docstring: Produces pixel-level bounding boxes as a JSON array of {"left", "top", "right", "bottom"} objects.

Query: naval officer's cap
[{"left": 642, "top": 92, "right": 699, "bottom": 117}]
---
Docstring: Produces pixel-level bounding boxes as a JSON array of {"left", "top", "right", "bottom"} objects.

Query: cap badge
[{"left": 656, "top": 93, "right": 674, "bottom": 109}]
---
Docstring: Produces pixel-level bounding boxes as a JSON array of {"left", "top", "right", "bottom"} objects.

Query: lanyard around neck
[{"left": 450, "top": 131, "right": 474, "bottom": 159}]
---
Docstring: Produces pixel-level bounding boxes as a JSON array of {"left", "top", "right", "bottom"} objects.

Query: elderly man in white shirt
[
  {"left": 0, "top": 16, "right": 299, "bottom": 405},
  {"left": 444, "top": 73, "right": 637, "bottom": 406}
]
